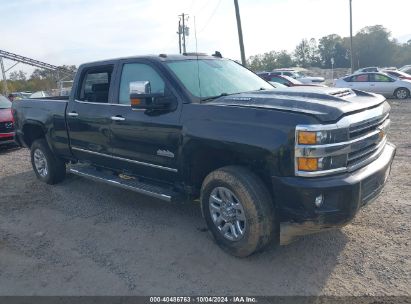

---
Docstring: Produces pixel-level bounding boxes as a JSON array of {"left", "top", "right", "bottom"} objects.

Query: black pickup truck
[{"left": 12, "top": 54, "right": 396, "bottom": 257}]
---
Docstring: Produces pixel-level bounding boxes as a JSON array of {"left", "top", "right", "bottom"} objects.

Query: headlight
[
  {"left": 295, "top": 126, "right": 350, "bottom": 176},
  {"left": 297, "top": 155, "right": 347, "bottom": 172},
  {"left": 297, "top": 129, "right": 348, "bottom": 145},
  {"left": 297, "top": 131, "right": 317, "bottom": 145}
]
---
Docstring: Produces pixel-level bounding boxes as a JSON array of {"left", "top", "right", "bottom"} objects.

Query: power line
[{"left": 198, "top": 0, "right": 222, "bottom": 33}]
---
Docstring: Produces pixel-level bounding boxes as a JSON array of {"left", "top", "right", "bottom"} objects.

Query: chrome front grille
[
  {"left": 349, "top": 113, "right": 389, "bottom": 139},
  {"left": 0, "top": 121, "right": 14, "bottom": 133},
  {"left": 295, "top": 102, "right": 391, "bottom": 177},
  {"left": 347, "top": 114, "right": 389, "bottom": 170}
]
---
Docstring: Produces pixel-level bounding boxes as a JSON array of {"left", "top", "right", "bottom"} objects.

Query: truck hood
[{"left": 207, "top": 87, "right": 386, "bottom": 123}]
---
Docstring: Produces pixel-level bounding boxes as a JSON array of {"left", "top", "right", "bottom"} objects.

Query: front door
[
  {"left": 66, "top": 65, "right": 114, "bottom": 167},
  {"left": 109, "top": 60, "right": 182, "bottom": 183},
  {"left": 349, "top": 73, "right": 370, "bottom": 91}
]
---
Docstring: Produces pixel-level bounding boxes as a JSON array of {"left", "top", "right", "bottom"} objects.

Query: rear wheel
[
  {"left": 201, "top": 166, "right": 278, "bottom": 257},
  {"left": 394, "top": 87, "right": 410, "bottom": 99},
  {"left": 30, "top": 139, "right": 66, "bottom": 184}
]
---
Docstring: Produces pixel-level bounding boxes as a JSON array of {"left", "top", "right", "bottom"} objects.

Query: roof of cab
[{"left": 80, "top": 53, "right": 222, "bottom": 68}]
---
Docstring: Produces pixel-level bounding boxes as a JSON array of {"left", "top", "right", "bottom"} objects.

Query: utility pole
[
  {"left": 182, "top": 13, "right": 186, "bottom": 53},
  {"left": 0, "top": 57, "right": 8, "bottom": 95},
  {"left": 234, "top": 0, "right": 246, "bottom": 66},
  {"left": 178, "top": 13, "right": 189, "bottom": 54},
  {"left": 177, "top": 19, "right": 182, "bottom": 54},
  {"left": 349, "top": 0, "right": 354, "bottom": 73}
]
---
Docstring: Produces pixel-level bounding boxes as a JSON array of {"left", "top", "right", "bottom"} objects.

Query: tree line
[
  {"left": 1, "top": 65, "right": 77, "bottom": 94},
  {"left": 247, "top": 25, "right": 411, "bottom": 72}
]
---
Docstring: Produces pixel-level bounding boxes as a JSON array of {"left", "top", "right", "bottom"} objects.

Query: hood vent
[{"left": 329, "top": 89, "right": 354, "bottom": 98}]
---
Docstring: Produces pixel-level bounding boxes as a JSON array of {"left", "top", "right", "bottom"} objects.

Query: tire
[
  {"left": 30, "top": 139, "right": 66, "bottom": 185},
  {"left": 200, "top": 166, "right": 278, "bottom": 257},
  {"left": 394, "top": 87, "right": 410, "bottom": 100}
]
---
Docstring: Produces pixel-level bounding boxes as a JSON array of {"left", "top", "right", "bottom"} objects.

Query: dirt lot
[{"left": 0, "top": 100, "right": 410, "bottom": 296}]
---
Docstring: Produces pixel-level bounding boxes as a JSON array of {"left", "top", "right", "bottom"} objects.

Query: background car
[
  {"left": 383, "top": 70, "right": 411, "bottom": 81},
  {"left": 258, "top": 73, "right": 325, "bottom": 87},
  {"left": 335, "top": 72, "right": 411, "bottom": 99},
  {"left": 354, "top": 67, "right": 380, "bottom": 73},
  {"left": 399, "top": 65, "right": 411, "bottom": 75},
  {"left": 0, "top": 95, "right": 15, "bottom": 146},
  {"left": 270, "top": 69, "right": 325, "bottom": 84},
  {"left": 268, "top": 81, "right": 288, "bottom": 88},
  {"left": 29, "top": 91, "right": 51, "bottom": 98}
]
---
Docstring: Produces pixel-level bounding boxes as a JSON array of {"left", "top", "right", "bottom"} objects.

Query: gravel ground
[{"left": 0, "top": 100, "right": 410, "bottom": 296}]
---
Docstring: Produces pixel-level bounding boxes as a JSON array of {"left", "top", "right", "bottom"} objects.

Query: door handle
[
  {"left": 111, "top": 116, "right": 125, "bottom": 121},
  {"left": 68, "top": 112, "right": 79, "bottom": 117}
]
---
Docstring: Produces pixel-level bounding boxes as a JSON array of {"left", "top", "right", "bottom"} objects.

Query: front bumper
[
  {"left": 0, "top": 132, "right": 15, "bottom": 146},
  {"left": 272, "top": 142, "right": 396, "bottom": 232}
]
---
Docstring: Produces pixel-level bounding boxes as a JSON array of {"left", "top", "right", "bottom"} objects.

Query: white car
[
  {"left": 354, "top": 67, "right": 380, "bottom": 73},
  {"left": 29, "top": 91, "right": 51, "bottom": 98},
  {"left": 335, "top": 72, "right": 411, "bottom": 99},
  {"left": 399, "top": 65, "right": 411, "bottom": 75},
  {"left": 271, "top": 69, "right": 325, "bottom": 84}
]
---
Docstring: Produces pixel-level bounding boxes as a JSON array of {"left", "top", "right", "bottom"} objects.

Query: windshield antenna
[{"left": 194, "top": 16, "right": 202, "bottom": 100}]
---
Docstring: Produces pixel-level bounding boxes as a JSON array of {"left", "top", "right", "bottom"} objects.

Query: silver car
[{"left": 335, "top": 72, "right": 411, "bottom": 99}]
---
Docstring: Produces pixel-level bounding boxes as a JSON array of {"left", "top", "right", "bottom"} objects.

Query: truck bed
[{"left": 12, "top": 98, "right": 71, "bottom": 158}]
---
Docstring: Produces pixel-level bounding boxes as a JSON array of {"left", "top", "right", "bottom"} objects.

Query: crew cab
[{"left": 13, "top": 54, "right": 396, "bottom": 257}]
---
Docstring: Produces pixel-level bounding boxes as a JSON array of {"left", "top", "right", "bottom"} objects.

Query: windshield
[
  {"left": 0, "top": 95, "right": 11, "bottom": 108},
  {"left": 166, "top": 59, "right": 272, "bottom": 99}
]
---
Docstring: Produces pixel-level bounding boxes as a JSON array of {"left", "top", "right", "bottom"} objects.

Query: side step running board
[{"left": 68, "top": 165, "right": 180, "bottom": 202}]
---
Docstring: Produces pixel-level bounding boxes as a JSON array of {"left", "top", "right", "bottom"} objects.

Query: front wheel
[
  {"left": 394, "top": 88, "right": 410, "bottom": 100},
  {"left": 30, "top": 139, "right": 66, "bottom": 185},
  {"left": 200, "top": 166, "right": 278, "bottom": 257}
]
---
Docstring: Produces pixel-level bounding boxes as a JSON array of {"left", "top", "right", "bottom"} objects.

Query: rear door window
[
  {"left": 77, "top": 66, "right": 113, "bottom": 103},
  {"left": 371, "top": 73, "right": 393, "bottom": 82}
]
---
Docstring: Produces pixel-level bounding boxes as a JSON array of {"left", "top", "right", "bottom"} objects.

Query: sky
[{"left": 0, "top": 0, "right": 410, "bottom": 76}]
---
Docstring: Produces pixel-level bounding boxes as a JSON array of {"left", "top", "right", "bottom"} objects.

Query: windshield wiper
[
  {"left": 200, "top": 88, "right": 268, "bottom": 103},
  {"left": 200, "top": 93, "right": 230, "bottom": 103}
]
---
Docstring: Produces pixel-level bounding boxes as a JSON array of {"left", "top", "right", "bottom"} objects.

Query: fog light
[
  {"left": 298, "top": 157, "right": 318, "bottom": 171},
  {"left": 314, "top": 194, "right": 324, "bottom": 208}
]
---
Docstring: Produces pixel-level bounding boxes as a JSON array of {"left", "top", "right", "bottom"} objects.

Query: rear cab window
[{"left": 76, "top": 65, "right": 114, "bottom": 103}]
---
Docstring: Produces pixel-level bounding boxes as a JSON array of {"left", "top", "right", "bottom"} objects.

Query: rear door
[
  {"left": 66, "top": 65, "right": 115, "bottom": 167},
  {"left": 108, "top": 59, "right": 182, "bottom": 183},
  {"left": 369, "top": 73, "right": 395, "bottom": 95}
]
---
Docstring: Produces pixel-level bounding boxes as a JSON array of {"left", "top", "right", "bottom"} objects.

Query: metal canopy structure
[{"left": 0, "top": 49, "right": 72, "bottom": 95}]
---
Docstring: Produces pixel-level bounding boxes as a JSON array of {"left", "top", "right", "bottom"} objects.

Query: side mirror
[{"left": 129, "top": 81, "right": 167, "bottom": 110}]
